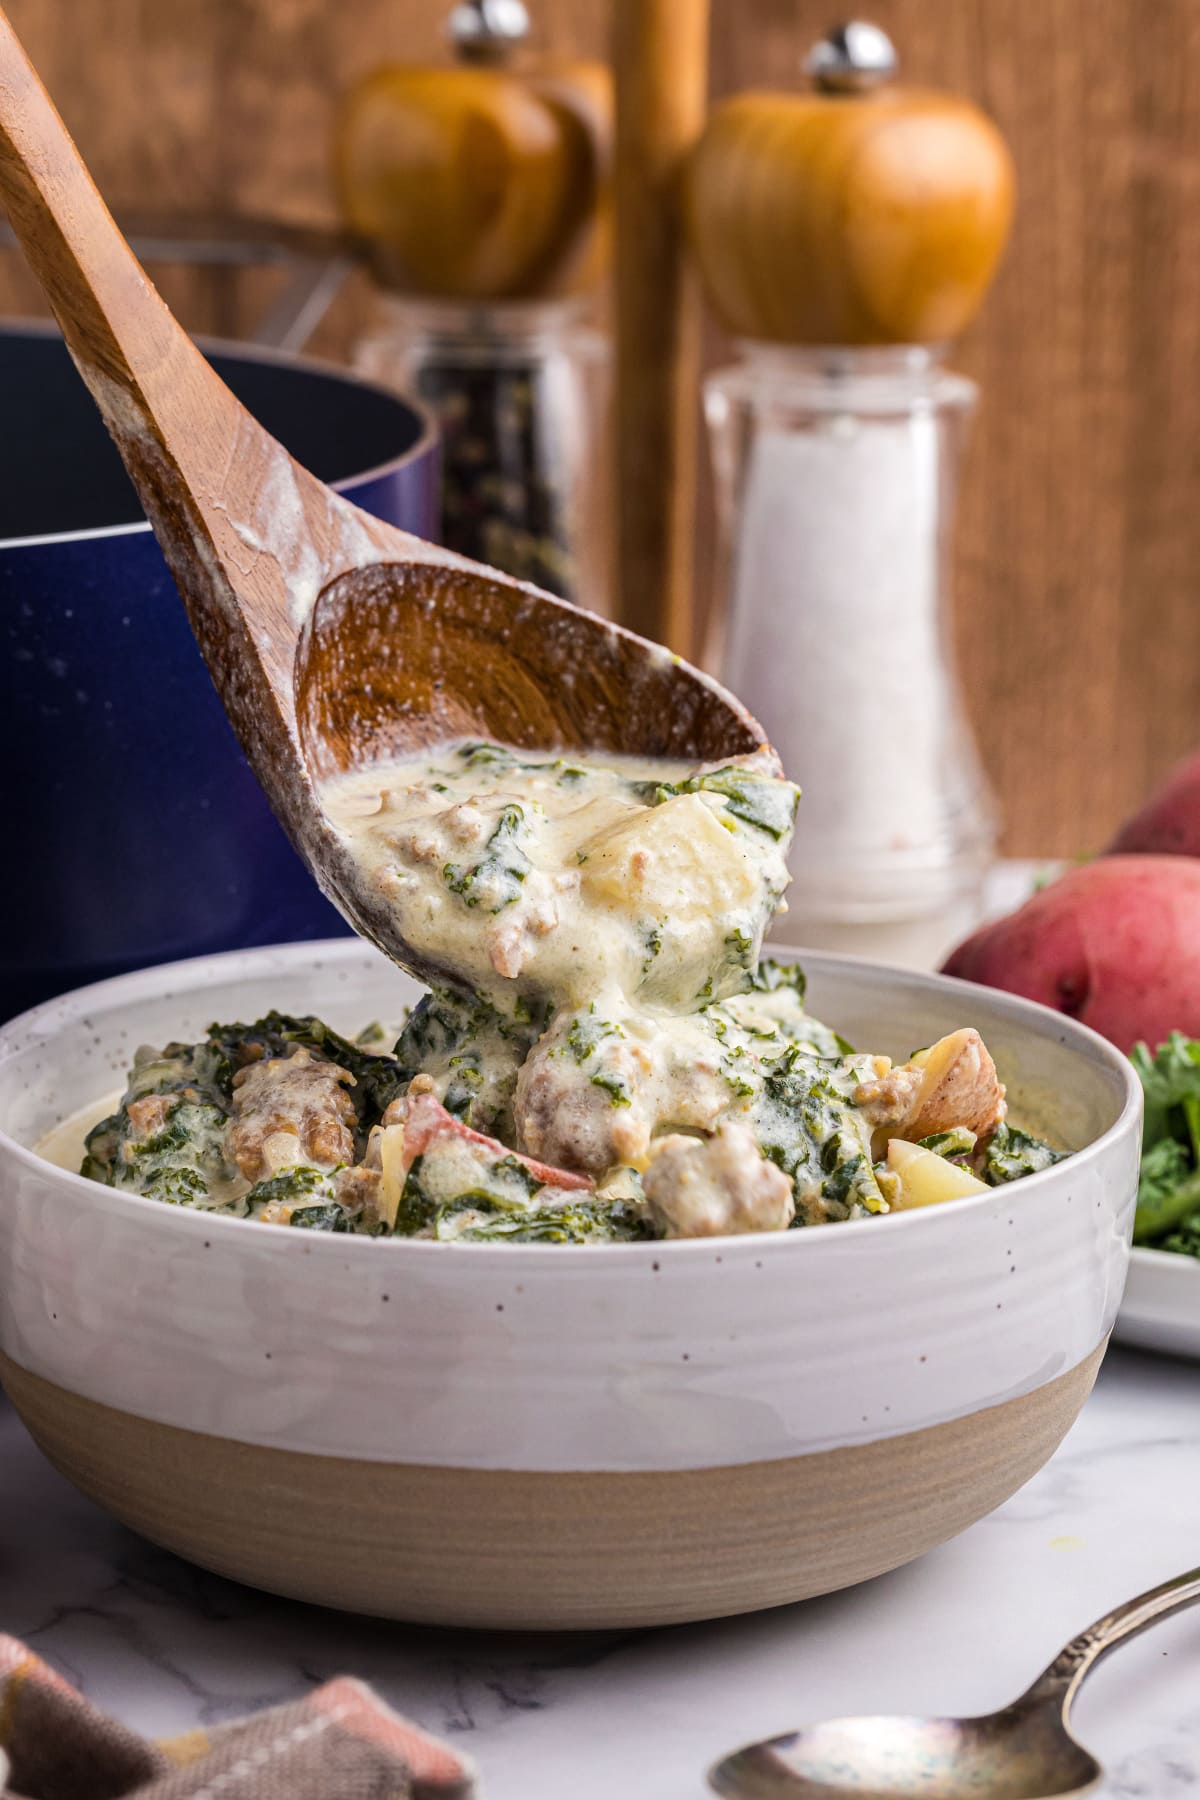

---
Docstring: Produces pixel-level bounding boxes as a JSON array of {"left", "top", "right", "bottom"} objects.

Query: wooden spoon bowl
[
  {"left": 296, "top": 563, "right": 758, "bottom": 783},
  {"left": 0, "top": 5, "right": 766, "bottom": 987}
]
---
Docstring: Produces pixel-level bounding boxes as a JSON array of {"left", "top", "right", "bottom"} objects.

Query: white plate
[{"left": 1115, "top": 1245, "right": 1200, "bottom": 1360}]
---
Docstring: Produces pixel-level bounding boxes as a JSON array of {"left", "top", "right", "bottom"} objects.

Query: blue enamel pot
[{"left": 0, "top": 323, "right": 438, "bottom": 1019}]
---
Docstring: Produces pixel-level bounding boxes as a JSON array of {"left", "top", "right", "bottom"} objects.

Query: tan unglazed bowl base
[{"left": 1, "top": 1346, "right": 1104, "bottom": 1630}]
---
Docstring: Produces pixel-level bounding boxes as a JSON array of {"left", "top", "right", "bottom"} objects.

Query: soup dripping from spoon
[{"left": 0, "top": 5, "right": 769, "bottom": 990}]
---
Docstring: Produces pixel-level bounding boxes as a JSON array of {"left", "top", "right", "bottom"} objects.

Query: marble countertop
[{"left": 1, "top": 1346, "right": 1197, "bottom": 1798}]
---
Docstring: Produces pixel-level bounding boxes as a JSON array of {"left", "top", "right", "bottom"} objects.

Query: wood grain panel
[{"left": 3, "top": 0, "right": 1199, "bottom": 855}]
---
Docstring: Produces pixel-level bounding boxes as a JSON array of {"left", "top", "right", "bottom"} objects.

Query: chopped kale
[
  {"left": 725, "top": 962, "right": 855, "bottom": 1058},
  {"left": 1132, "top": 1033, "right": 1200, "bottom": 1157},
  {"left": 355, "top": 1021, "right": 392, "bottom": 1051},
  {"left": 565, "top": 1005, "right": 625, "bottom": 1063},
  {"left": 438, "top": 1196, "right": 653, "bottom": 1243},
  {"left": 749, "top": 959, "right": 807, "bottom": 1005},
  {"left": 724, "top": 927, "right": 754, "bottom": 972},
  {"left": 245, "top": 1164, "right": 342, "bottom": 1212},
  {"left": 1161, "top": 1210, "right": 1200, "bottom": 1260},
  {"left": 490, "top": 1154, "right": 544, "bottom": 1198},
  {"left": 289, "top": 1203, "right": 352, "bottom": 1232},
  {"left": 394, "top": 986, "right": 543, "bottom": 1132},
  {"left": 920, "top": 1126, "right": 977, "bottom": 1161},
  {"left": 720, "top": 1045, "right": 756, "bottom": 1100},
  {"left": 443, "top": 802, "right": 531, "bottom": 912},
  {"left": 1134, "top": 1136, "right": 1200, "bottom": 1243},
  {"left": 456, "top": 742, "right": 512, "bottom": 769},
  {"left": 1130, "top": 1035, "right": 1200, "bottom": 1244},
  {"left": 647, "top": 767, "right": 800, "bottom": 840},
  {"left": 453, "top": 743, "right": 585, "bottom": 784},
  {"left": 392, "top": 1160, "right": 437, "bottom": 1237},
  {"left": 758, "top": 1046, "right": 886, "bottom": 1219},
  {"left": 398, "top": 1142, "right": 547, "bottom": 1228},
  {"left": 442, "top": 1051, "right": 485, "bottom": 1119},
  {"left": 979, "top": 1122, "right": 1068, "bottom": 1187},
  {"left": 641, "top": 920, "right": 665, "bottom": 971},
  {"left": 396, "top": 989, "right": 479, "bottom": 1068},
  {"left": 85, "top": 1041, "right": 232, "bottom": 1145},
  {"left": 690, "top": 767, "right": 800, "bottom": 840},
  {"left": 590, "top": 1070, "right": 633, "bottom": 1107},
  {"left": 86, "top": 1095, "right": 229, "bottom": 1207}
]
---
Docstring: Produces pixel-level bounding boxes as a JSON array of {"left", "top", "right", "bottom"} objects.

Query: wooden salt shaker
[{"left": 686, "top": 21, "right": 1014, "bottom": 966}]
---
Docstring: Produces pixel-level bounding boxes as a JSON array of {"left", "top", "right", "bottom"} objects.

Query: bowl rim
[
  {"left": 0, "top": 318, "right": 439, "bottom": 551},
  {"left": 0, "top": 937, "right": 1144, "bottom": 1264}
]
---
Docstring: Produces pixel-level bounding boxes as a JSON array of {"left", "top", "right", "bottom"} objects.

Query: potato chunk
[
  {"left": 854, "top": 1027, "right": 1006, "bottom": 1154},
  {"left": 581, "top": 793, "right": 760, "bottom": 916},
  {"left": 886, "top": 1138, "right": 988, "bottom": 1209}
]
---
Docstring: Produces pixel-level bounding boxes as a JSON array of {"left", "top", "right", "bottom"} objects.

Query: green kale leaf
[
  {"left": 86, "top": 1096, "right": 230, "bottom": 1208},
  {"left": 1134, "top": 1136, "right": 1200, "bottom": 1243},
  {"left": 1161, "top": 1209, "right": 1200, "bottom": 1259},
  {"left": 919, "top": 1127, "right": 977, "bottom": 1162},
  {"left": 289, "top": 1202, "right": 352, "bottom": 1232},
  {"left": 443, "top": 803, "right": 531, "bottom": 911},
  {"left": 979, "top": 1122, "right": 1068, "bottom": 1187},
  {"left": 1129, "top": 1035, "right": 1200, "bottom": 1243},
  {"left": 245, "top": 1164, "right": 342, "bottom": 1212},
  {"left": 566, "top": 1005, "right": 625, "bottom": 1063},
  {"left": 438, "top": 1196, "right": 652, "bottom": 1243},
  {"left": 758, "top": 1046, "right": 886, "bottom": 1219},
  {"left": 647, "top": 767, "right": 800, "bottom": 841},
  {"left": 1132, "top": 1033, "right": 1200, "bottom": 1157},
  {"left": 748, "top": 958, "right": 806, "bottom": 1001}
]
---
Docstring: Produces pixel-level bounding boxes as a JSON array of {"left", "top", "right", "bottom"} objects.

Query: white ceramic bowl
[{"left": 0, "top": 941, "right": 1141, "bottom": 1629}]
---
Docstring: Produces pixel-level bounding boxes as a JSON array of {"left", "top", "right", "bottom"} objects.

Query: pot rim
[{"left": 0, "top": 316, "right": 439, "bottom": 551}]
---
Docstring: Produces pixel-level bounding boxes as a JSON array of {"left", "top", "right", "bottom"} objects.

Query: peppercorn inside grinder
[
  {"left": 686, "top": 22, "right": 1014, "bottom": 965},
  {"left": 336, "top": 0, "right": 612, "bottom": 612}
]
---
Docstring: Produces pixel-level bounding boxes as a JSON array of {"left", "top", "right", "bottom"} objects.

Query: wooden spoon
[{"left": 0, "top": 6, "right": 766, "bottom": 988}]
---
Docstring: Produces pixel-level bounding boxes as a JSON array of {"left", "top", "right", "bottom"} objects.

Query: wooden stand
[{"left": 612, "top": 0, "right": 709, "bottom": 654}]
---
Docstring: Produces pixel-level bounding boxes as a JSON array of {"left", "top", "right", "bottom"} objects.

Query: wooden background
[{"left": 3, "top": 0, "right": 1199, "bottom": 856}]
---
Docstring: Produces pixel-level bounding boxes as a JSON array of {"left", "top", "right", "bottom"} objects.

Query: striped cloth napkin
[{"left": 0, "top": 1637, "right": 476, "bottom": 1799}]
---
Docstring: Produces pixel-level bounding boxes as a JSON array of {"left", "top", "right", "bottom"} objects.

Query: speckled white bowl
[{"left": 0, "top": 941, "right": 1141, "bottom": 1628}]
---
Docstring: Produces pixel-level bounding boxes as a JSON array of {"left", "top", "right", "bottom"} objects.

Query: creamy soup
[
  {"left": 66, "top": 741, "right": 1068, "bottom": 1242},
  {"left": 320, "top": 742, "right": 797, "bottom": 1011}
]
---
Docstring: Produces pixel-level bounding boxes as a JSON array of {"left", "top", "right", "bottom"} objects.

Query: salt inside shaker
[{"left": 687, "top": 23, "right": 1014, "bottom": 964}]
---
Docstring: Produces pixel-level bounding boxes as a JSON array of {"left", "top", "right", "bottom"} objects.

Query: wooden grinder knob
[
  {"left": 685, "top": 20, "right": 1014, "bottom": 346},
  {"left": 335, "top": 0, "right": 610, "bottom": 302}
]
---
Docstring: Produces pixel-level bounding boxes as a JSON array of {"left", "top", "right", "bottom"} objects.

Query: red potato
[
  {"left": 391, "top": 1082, "right": 594, "bottom": 1191},
  {"left": 941, "top": 856, "right": 1200, "bottom": 1052},
  {"left": 1109, "top": 748, "right": 1200, "bottom": 857}
]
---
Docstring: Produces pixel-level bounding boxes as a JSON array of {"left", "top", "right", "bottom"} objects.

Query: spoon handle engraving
[{"left": 1023, "top": 1565, "right": 1200, "bottom": 1715}]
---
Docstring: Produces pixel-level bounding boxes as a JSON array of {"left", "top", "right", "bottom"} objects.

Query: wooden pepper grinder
[
  {"left": 686, "top": 22, "right": 1014, "bottom": 966},
  {"left": 335, "top": 0, "right": 612, "bottom": 609}
]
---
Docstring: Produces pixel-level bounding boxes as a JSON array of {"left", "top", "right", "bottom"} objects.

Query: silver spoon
[{"left": 710, "top": 1566, "right": 1200, "bottom": 1799}]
